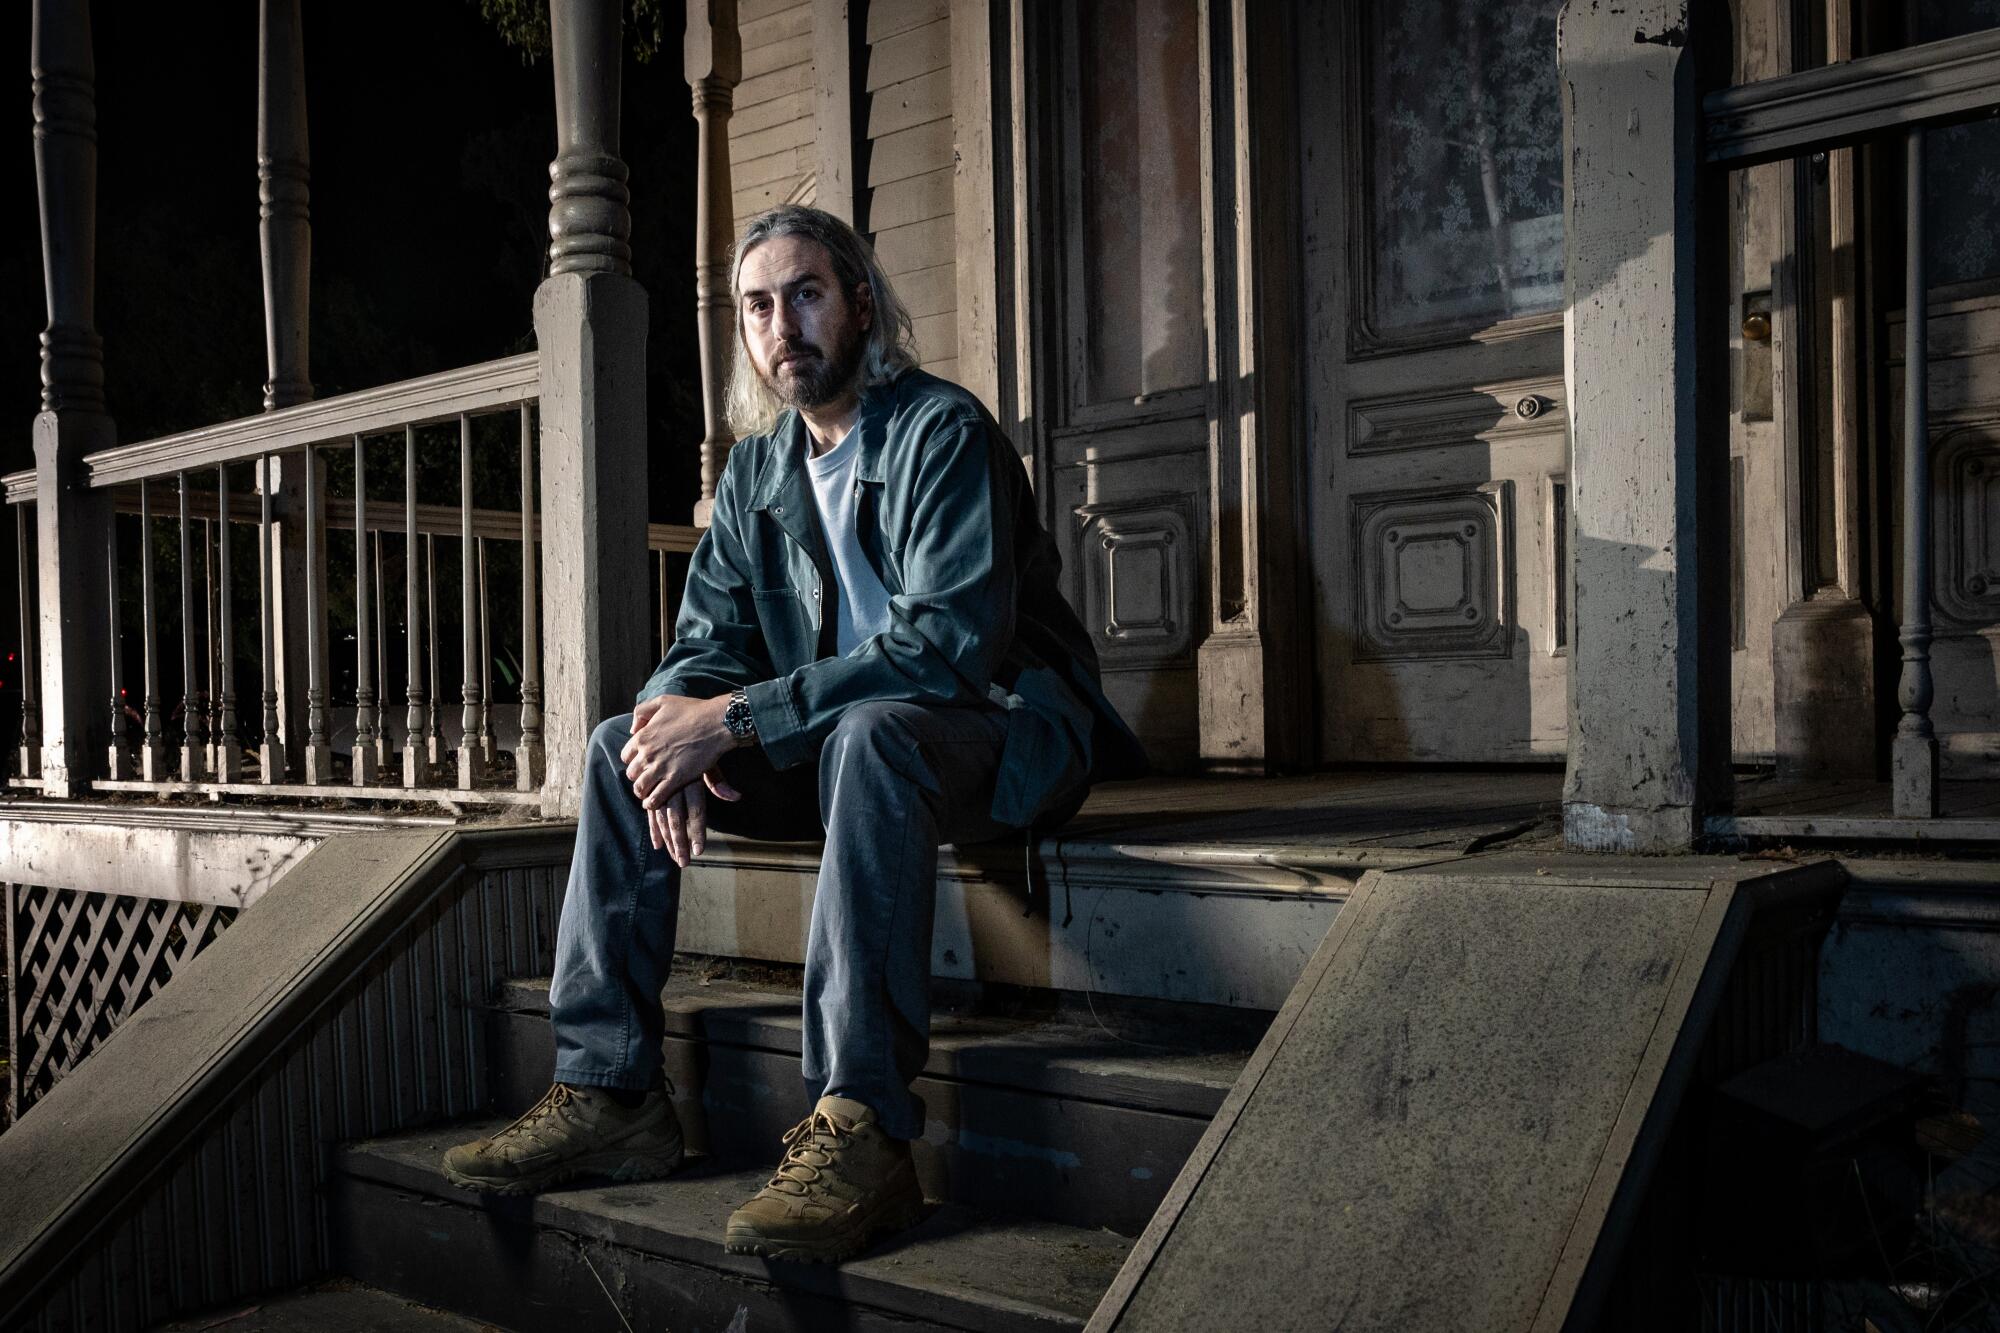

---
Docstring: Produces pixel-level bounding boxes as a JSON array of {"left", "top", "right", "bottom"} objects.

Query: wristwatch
[{"left": 722, "top": 688, "right": 758, "bottom": 745}]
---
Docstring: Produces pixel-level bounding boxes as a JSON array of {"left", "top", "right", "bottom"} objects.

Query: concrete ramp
[{"left": 1087, "top": 855, "right": 1845, "bottom": 1333}]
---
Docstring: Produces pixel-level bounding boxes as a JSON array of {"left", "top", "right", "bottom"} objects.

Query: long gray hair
[{"left": 724, "top": 205, "right": 919, "bottom": 437}]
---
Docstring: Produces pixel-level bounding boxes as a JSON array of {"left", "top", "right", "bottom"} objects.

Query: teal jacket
[{"left": 638, "top": 369, "right": 1147, "bottom": 828}]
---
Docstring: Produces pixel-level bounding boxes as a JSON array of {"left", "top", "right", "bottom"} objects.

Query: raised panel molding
[
  {"left": 1076, "top": 496, "right": 1196, "bottom": 670},
  {"left": 1347, "top": 379, "right": 1567, "bottom": 457},
  {"left": 1936, "top": 424, "right": 2000, "bottom": 627},
  {"left": 1351, "top": 481, "right": 1513, "bottom": 662}
]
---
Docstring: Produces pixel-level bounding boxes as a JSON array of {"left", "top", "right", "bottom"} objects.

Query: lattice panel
[{"left": 5, "top": 883, "right": 237, "bottom": 1124}]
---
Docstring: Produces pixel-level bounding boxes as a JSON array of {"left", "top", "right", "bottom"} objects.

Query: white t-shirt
[{"left": 804, "top": 430, "right": 894, "bottom": 655}]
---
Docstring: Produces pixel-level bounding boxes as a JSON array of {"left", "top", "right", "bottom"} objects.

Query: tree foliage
[{"left": 470, "top": 0, "right": 670, "bottom": 64}]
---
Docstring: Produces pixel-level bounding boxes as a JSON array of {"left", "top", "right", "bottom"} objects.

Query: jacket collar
[{"left": 745, "top": 375, "right": 906, "bottom": 513}]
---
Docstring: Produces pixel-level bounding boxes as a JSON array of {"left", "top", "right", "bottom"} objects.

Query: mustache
[{"left": 774, "top": 341, "right": 822, "bottom": 367}]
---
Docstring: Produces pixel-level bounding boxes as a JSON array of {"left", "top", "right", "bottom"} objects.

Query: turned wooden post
[
  {"left": 687, "top": 0, "right": 741, "bottom": 526},
  {"left": 1894, "top": 128, "right": 1940, "bottom": 817},
  {"left": 257, "top": 0, "right": 323, "bottom": 777},
  {"left": 535, "top": 0, "right": 651, "bottom": 817},
  {"left": 29, "top": 0, "right": 114, "bottom": 796}
]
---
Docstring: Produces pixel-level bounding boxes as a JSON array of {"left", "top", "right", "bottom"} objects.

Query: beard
[{"left": 763, "top": 329, "right": 865, "bottom": 410}]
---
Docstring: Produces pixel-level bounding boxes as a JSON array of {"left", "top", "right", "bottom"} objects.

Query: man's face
[{"left": 737, "top": 234, "right": 873, "bottom": 412}]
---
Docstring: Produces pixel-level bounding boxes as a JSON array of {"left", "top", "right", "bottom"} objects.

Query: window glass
[
  {"left": 1074, "top": 0, "right": 1205, "bottom": 407},
  {"left": 1919, "top": 0, "right": 2000, "bottom": 286},
  {"left": 1368, "top": 0, "right": 1565, "bottom": 336}
]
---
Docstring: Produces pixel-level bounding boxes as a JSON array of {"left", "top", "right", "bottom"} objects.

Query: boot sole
[
  {"left": 441, "top": 1143, "right": 685, "bottom": 1196},
  {"left": 722, "top": 1193, "right": 927, "bottom": 1264}
]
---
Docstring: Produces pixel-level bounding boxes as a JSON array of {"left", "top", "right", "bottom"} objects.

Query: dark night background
[{"left": 1, "top": 2, "right": 702, "bottom": 757}]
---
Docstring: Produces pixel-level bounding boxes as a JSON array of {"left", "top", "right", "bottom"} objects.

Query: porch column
[
  {"left": 1195, "top": 0, "right": 1308, "bottom": 771},
  {"left": 1769, "top": 0, "right": 1875, "bottom": 779},
  {"left": 687, "top": 0, "right": 740, "bottom": 527},
  {"left": 29, "top": 0, "right": 114, "bottom": 797},
  {"left": 257, "top": 0, "right": 323, "bottom": 779},
  {"left": 535, "top": 0, "right": 651, "bottom": 817},
  {"left": 1559, "top": 0, "right": 1734, "bottom": 851}
]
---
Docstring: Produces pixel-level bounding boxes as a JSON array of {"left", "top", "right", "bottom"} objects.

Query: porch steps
[
  {"left": 484, "top": 971, "right": 1259, "bottom": 1234},
  {"left": 329, "top": 967, "right": 1253, "bottom": 1332},
  {"left": 329, "top": 1129, "right": 1130, "bottom": 1333},
  {"left": 152, "top": 1278, "right": 500, "bottom": 1331}
]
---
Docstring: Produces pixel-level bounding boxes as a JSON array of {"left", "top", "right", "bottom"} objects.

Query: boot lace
[
  {"left": 765, "top": 1109, "right": 852, "bottom": 1195},
  {"left": 497, "top": 1082, "right": 577, "bottom": 1139}
]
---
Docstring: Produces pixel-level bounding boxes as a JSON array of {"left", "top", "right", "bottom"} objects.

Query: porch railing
[
  {"left": 5, "top": 357, "right": 699, "bottom": 806},
  {"left": 1704, "top": 26, "right": 2000, "bottom": 821}
]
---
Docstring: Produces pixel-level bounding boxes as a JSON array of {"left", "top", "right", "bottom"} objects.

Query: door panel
[{"left": 1302, "top": 0, "right": 1568, "bottom": 763}]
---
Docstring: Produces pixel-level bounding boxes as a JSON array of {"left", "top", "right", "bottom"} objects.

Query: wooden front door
[{"left": 1300, "top": 0, "right": 1570, "bottom": 763}]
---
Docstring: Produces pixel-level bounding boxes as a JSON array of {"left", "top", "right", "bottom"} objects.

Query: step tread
[
  {"left": 498, "top": 973, "right": 1250, "bottom": 1117},
  {"left": 339, "top": 1122, "right": 1132, "bottom": 1330},
  {"left": 152, "top": 1278, "right": 504, "bottom": 1331}
]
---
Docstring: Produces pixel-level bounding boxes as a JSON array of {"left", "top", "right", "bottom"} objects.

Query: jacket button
[
  {"left": 812, "top": 587, "right": 821, "bottom": 599},
  {"left": 774, "top": 505, "right": 785, "bottom": 516}
]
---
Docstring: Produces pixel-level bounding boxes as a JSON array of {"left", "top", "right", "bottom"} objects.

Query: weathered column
[
  {"left": 256, "top": 0, "right": 324, "bottom": 776},
  {"left": 535, "top": 0, "right": 651, "bottom": 817},
  {"left": 1768, "top": 0, "right": 1875, "bottom": 779},
  {"left": 1559, "top": 0, "right": 1734, "bottom": 851},
  {"left": 30, "top": 0, "right": 114, "bottom": 797},
  {"left": 1196, "top": 0, "right": 1308, "bottom": 772},
  {"left": 687, "top": 0, "right": 740, "bottom": 526},
  {"left": 1893, "top": 127, "right": 1939, "bottom": 817}
]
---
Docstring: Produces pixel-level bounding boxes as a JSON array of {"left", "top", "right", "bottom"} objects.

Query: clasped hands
[{"left": 620, "top": 694, "right": 745, "bottom": 868}]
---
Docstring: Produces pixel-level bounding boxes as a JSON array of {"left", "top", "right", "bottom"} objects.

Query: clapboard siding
[
  {"left": 729, "top": 0, "right": 816, "bottom": 236},
  {"left": 893, "top": 263, "right": 958, "bottom": 319},
  {"left": 873, "top": 214, "right": 956, "bottom": 276},
  {"left": 732, "top": 89, "right": 813, "bottom": 139},
  {"left": 740, "top": 4, "right": 811, "bottom": 48},
  {"left": 869, "top": 165, "right": 955, "bottom": 232},
  {"left": 867, "top": 118, "right": 954, "bottom": 189},
  {"left": 867, "top": 0, "right": 948, "bottom": 43},
  {"left": 855, "top": 3, "right": 958, "bottom": 370},
  {"left": 741, "top": 0, "right": 803, "bottom": 23},
  {"left": 866, "top": 68, "right": 952, "bottom": 140},
  {"left": 735, "top": 144, "right": 811, "bottom": 191},
  {"left": 866, "top": 17, "right": 950, "bottom": 91},
  {"left": 733, "top": 115, "right": 816, "bottom": 166}
]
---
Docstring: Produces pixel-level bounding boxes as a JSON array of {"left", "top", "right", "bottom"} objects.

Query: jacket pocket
[{"left": 752, "top": 588, "right": 812, "bottom": 671}]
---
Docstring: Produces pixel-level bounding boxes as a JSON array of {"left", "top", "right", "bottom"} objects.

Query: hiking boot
[
  {"left": 723, "top": 1095, "right": 926, "bottom": 1263},
  {"left": 440, "top": 1082, "right": 684, "bottom": 1195}
]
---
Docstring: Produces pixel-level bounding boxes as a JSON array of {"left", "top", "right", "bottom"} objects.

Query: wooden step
[
  {"left": 486, "top": 971, "right": 1257, "bottom": 1235},
  {"left": 330, "top": 1123, "right": 1131, "bottom": 1333},
  {"left": 153, "top": 1278, "right": 498, "bottom": 1331}
]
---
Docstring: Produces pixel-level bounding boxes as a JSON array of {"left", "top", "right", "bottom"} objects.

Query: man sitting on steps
[{"left": 441, "top": 204, "right": 1145, "bottom": 1264}]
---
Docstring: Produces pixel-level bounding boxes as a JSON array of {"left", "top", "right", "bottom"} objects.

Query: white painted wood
[
  {"left": 811, "top": 0, "right": 858, "bottom": 223},
  {"left": 690, "top": 0, "right": 743, "bottom": 523},
  {"left": 1559, "top": 0, "right": 1733, "bottom": 851},
  {"left": 532, "top": 272, "right": 653, "bottom": 817},
  {"left": 213, "top": 467, "right": 241, "bottom": 781},
  {"left": 1299, "top": 6, "right": 1571, "bottom": 768},
  {"left": 300, "top": 451, "right": 332, "bottom": 783},
  {"left": 0, "top": 815, "right": 322, "bottom": 908},
  {"left": 950, "top": 0, "right": 1000, "bottom": 420},
  {"left": 515, "top": 405, "right": 545, "bottom": 792},
  {"left": 457, "top": 416, "right": 485, "bottom": 789},
  {"left": 1894, "top": 127, "right": 1940, "bottom": 817},
  {"left": 76, "top": 356, "right": 537, "bottom": 491}
]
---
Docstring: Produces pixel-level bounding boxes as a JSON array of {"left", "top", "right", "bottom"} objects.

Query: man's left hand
[{"left": 619, "top": 694, "right": 738, "bottom": 812}]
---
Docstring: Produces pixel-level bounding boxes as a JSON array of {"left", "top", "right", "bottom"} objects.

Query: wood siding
[
  {"left": 864, "top": 0, "right": 957, "bottom": 374},
  {"left": 731, "top": 0, "right": 819, "bottom": 233}
]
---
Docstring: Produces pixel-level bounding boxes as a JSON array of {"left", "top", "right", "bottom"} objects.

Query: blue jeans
[{"left": 547, "top": 699, "right": 1020, "bottom": 1141}]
